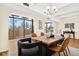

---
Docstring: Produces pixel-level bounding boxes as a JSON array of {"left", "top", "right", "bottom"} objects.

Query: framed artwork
[
  {"left": 65, "top": 23, "right": 74, "bottom": 29},
  {"left": 70, "top": 23, "right": 74, "bottom": 29},
  {"left": 65, "top": 24, "right": 69, "bottom": 28}
]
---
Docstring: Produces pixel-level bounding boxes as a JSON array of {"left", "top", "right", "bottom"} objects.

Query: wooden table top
[{"left": 32, "top": 35, "right": 64, "bottom": 46}]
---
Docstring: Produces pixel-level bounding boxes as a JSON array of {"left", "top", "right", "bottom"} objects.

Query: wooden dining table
[
  {"left": 32, "top": 35, "right": 64, "bottom": 46},
  {"left": 32, "top": 35, "right": 64, "bottom": 56}
]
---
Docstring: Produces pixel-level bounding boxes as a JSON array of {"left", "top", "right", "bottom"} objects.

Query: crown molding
[
  {"left": 58, "top": 3, "right": 71, "bottom": 10},
  {"left": 56, "top": 13, "right": 79, "bottom": 19},
  {"left": 55, "top": 9, "right": 79, "bottom": 18}
]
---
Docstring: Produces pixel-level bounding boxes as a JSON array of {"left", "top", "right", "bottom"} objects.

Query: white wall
[{"left": 0, "top": 5, "right": 10, "bottom": 51}]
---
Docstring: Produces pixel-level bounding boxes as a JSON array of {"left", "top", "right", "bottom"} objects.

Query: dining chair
[
  {"left": 31, "top": 33, "right": 37, "bottom": 40},
  {"left": 40, "top": 32, "right": 45, "bottom": 36},
  {"left": 61, "top": 34, "right": 71, "bottom": 55},
  {"left": 48, "top": 35, "right": 70, "bottom": 56},
  {"left": 17, "top": 38, "right": 42, "bottom": 56},
  {"left": 57, "top": 34, "right": 71, "bottom": 55},
  {"left": 32, "top": 33, "right": 37, "bottom": 37}
]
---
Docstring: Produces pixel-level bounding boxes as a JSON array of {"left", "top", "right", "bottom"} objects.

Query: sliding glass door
[
  {"left": 9, "top": 15, "right": 33, "bottom": 40},
  {"left": 14, "top": 18, "right": 24, "bottom": 39},
  {"left": 9, "top": 17, "right": 14, "bottom": 39}
]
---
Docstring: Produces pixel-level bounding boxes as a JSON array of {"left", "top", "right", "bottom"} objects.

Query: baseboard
[{"left": 76, "top": 39, "right": 79, "bottom": 40}]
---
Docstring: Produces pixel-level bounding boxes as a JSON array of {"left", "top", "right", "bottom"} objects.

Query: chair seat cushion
[{"left": 21, "top": 46, "right": 39, "bottom": 56}]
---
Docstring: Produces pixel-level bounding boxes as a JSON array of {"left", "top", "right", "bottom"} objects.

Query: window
[{"left": 9, "top": 15, "right": 33, "bottom": 39}]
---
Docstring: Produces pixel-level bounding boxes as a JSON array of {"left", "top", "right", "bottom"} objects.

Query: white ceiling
[
  {"left": 1, "top": 3, "right": 79, "bottom": 20},
  {"left": 28, "top": 3, "right": 79, "bottom": 19},
  {"left": 29, "top": 3, "right": 70, "bottom": 14}
]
